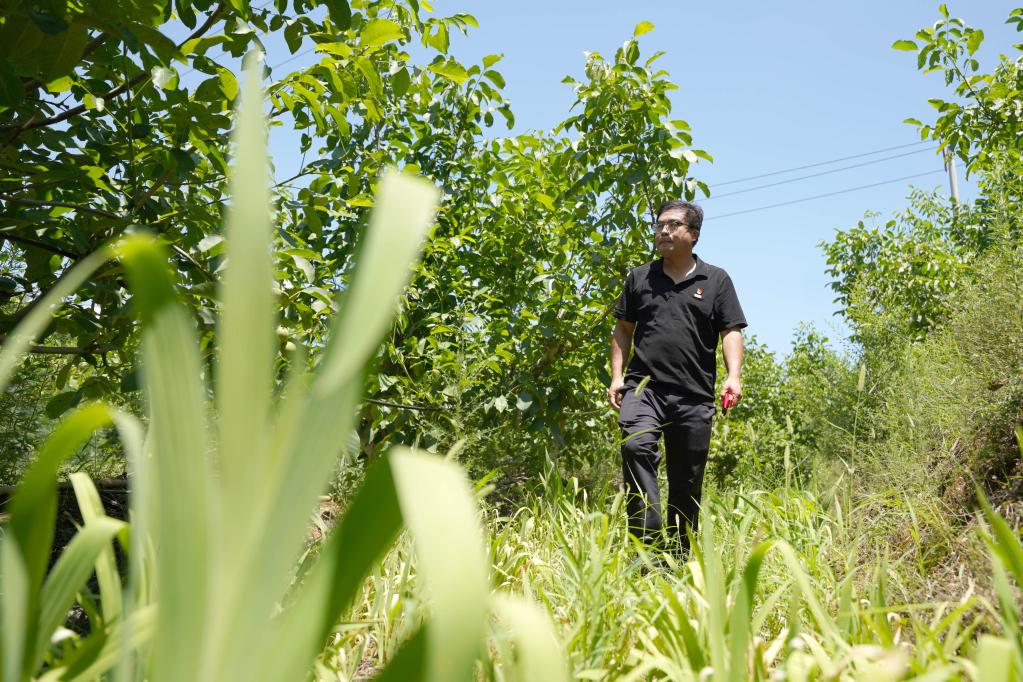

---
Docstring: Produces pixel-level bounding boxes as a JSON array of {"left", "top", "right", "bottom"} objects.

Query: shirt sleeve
[
  {"left": 714, "top": 273, "right": 748, "bottom": 332},
  {"left": 613, "top": 271, "right": 637, "bottom": 322}
]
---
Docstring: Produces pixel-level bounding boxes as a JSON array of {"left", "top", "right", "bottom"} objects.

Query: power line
[
  {"left": 713, "top": 141, "right": 931, "bottom": 187},
  {"left": 704, "top": 146, "right": 939, "bottom": 201},
  {"left": 703, "top": 169, "right": 946, "bottom": 222},
  {"left": 271, "top": 45, "right": 316, "bottom": 70}
]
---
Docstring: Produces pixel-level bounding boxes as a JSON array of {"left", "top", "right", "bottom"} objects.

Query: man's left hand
[{"left": 721, "top": 377, "right": 742, "bottom": 405}]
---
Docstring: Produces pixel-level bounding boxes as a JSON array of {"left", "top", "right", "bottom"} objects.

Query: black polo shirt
[{"left": 613, "top": 255, "right": 747, "bottom": 402}]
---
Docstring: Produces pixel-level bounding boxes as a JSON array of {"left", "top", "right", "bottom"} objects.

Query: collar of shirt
[{"left": 652, "top": 254, "right": 708, "bottom": 285}]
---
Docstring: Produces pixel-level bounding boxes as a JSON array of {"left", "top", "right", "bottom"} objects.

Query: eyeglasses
[{"left": 652, "top": 219, "right": 689, "bottom": 233}]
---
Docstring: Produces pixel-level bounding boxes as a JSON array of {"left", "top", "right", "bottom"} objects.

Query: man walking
[{"left": 609, "top": 200, "right": 746, "bottom": 557}]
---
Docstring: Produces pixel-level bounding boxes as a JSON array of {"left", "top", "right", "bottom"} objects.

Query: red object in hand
[{"left": 721, "top": 392, "right": 738, "bottom": 410}]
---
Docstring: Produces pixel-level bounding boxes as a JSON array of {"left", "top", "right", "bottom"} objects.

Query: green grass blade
[
  {"left": 34, "top": 516, "right": 126, "bottom": 671},
  {"left": 1, "top": 538, "right": 28, "bottom": 682},
  {"left": 700, "top": 511, "right": 728, "bottom": 680},
  {"left": 116, "top": 235, "right": 212, "bottom": 682},
  {"left": 975, "top": 635, "right": 1014, "bottom": 682},
  {"left": 493, "top": 594, "right": 569, "bottom": 682},
  {"left": 257, "top": 456, "right": 404, "bottom": 682},
  {"left": 659, "top": 581, "right": 705, "bottom": 672},
  {"left": 977, "top": 491, "right": 1023, "bottom": 587},
  {"left": 215, "top": 53, "right": 275, "bottom": 519},
  {"left": 204, "top": 54, "right": 278, "bottom": 682},
  {"left": 372, "top": 628, "right": 428, "bottom": 682},
  {"left": 106, "top": 411, "right": 148, "bottom": 682},
  {"left": 775, "top": 542, "right": 847, "bottom": 650},
  {"left": 0, "top": 247, "right": 111, "bottom": 391},
  {"left": 1, "top": 403, "right": 114, "bottom": 681},
  {"left": 51, "top": 604, "right": 157, "bottom": 681},
  {"left": 69, "top": 473, "right": 123, "bottom": 626},
  {"left": 227, "top": 170, "right": 438, "bottom": 679},
  {"left": 390, "top": 448, "right": 490, "bottom": 682},
  {"left": 728, "top": 540, "right": 775, "bottom": 682}
]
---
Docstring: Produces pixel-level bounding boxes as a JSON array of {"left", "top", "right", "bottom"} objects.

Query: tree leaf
[
  {"left": 151, "top": 66, "right": 177, "bottom": 90},
  {"left": 483, "top": 69, "right": 505, "bottom": 89},
  {"left": 516, "top": 391, "right": 533, "bottom": 411},
  {"left": 45, "top": 391, "right": 81, "bottom": 419},
  {"left": 633, "top": 21, "right": 654, "bottom": 37},
  {"left": 392, "top": 67, "right": 411, "bottom": 96},
  {"left": 0, "top": 58, "right": 25, "bottom": 108},
  {"left": 891, "top": 40, "right": 918, "bottom": 51},
  {"left": 966, "top": 29, "right": 984, "bottom": 55},
  {"left": 38, "top": 23, "right": 88, "bottom": 82},
  {"left": 361, "top": 18, "right": 403, "bottom": 48},
  {"left": 325, "top": 0, "right": 351, "bottom": 30},
  {"left": 427, "top": 58, "right": 468, "bottom": 85}
]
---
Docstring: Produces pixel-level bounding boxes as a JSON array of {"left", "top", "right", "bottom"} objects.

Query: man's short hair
[{"left": 656, "top": 200, "right": 704, "bottom": 231}]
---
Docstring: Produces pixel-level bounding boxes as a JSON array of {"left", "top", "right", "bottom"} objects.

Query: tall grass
[{"left": 307, "top": 463, "right": 1022, "bottom": 680}]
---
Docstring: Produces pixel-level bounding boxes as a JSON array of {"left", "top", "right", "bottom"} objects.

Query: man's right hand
[{"left": 609, "top": 378, "right": 626, "bottom": 411}]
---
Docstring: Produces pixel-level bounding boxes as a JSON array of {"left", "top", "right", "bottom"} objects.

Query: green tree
[
  {"left": 3, "top": 3, "right": 714, "bottom": 477},
  {"left": 894, "top": 4, "right": 1023, "bottom": 176},
  {"left": 821, "top": 189, "right": 989, "bottom": 342}
]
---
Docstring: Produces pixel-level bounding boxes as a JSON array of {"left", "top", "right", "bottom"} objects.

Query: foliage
[
  {"left": 708, "top": 329, "right": 857, "bottom": 490},
  {"left": 0, "top": 0, "right": 500, "bottom": 410},
  {"left": 368, "top": 34, "right": 711, "bottom": 471},
  {"left": 819, "top": 5, "right": 1023, "bottom": 512},
  {"left": 821, "top": 188, "right": 994, "bottom": 342},
  {"left": 1, "top": 0, "right": 714, "bottom": 481},
  {"left": 0, "top": 60, "right": 566, "bottom": 681},
  {"left": 847, "top": 222, "right": 1023, "bottom": 509},
  {"left": 894, "top": 4, "right": 1023, "bottom": 176}
]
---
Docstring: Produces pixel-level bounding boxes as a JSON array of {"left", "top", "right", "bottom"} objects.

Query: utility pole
[{"left": 944, "top": 148, "right": 960, "bottom": 204}]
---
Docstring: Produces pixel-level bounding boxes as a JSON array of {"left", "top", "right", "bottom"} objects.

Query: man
[{"left": 609, "top": 199, "right": 746, "bottom": 556}]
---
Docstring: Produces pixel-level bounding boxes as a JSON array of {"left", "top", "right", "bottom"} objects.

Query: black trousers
[{"left": 617, "top": 384, "right": 715, "bottom": 554}]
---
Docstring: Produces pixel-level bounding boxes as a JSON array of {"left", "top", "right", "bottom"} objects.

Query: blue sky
[{"left": 253, "top": 2, "right": 1020, "bottom": 355}]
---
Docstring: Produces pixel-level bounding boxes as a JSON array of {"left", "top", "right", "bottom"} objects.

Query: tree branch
[
  {"left": 363, "top": 397, "right": 444, "bottom": 412},
  {"left": 171, "top": 244, "right": 215, "bottom": 281},
  {"left": 0, "top": 337, "right": 121, "bottom": 355},
  {"left": 0, "top": 232, "right": 82, "bottom": 260},
  {"left": 0, "top": 195, "right": 120, "bottom": 219}
]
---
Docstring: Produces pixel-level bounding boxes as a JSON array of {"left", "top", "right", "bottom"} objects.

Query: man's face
[{"left": 653, "top": 208, "right": 698, "bottom": 255}]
